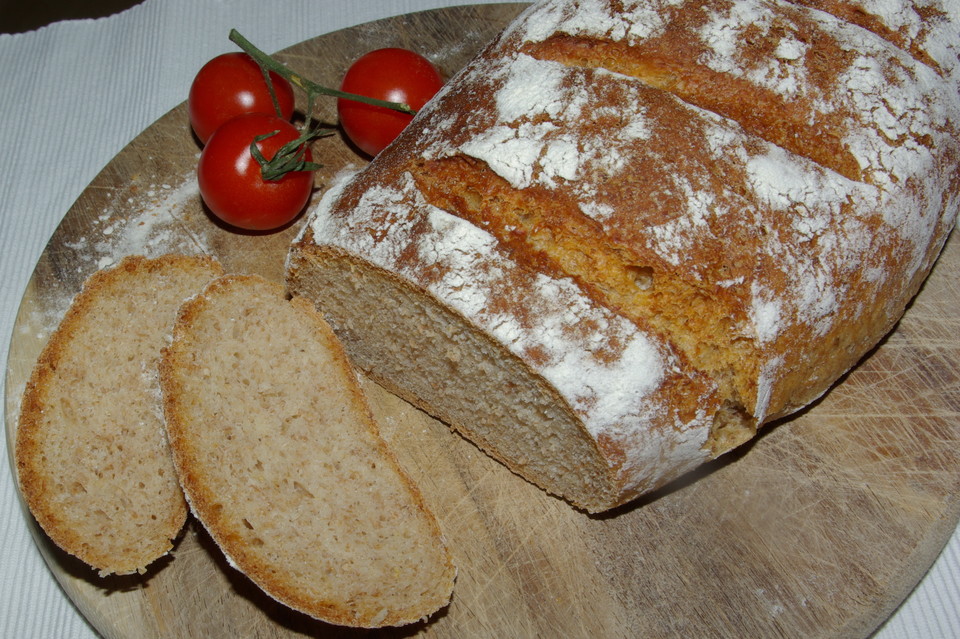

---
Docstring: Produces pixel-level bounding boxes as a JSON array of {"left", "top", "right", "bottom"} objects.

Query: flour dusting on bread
[{"left": 289, "top": 0, "right": 960, "bottom": 511}]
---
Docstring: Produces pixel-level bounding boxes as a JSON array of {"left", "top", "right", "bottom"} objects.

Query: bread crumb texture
[
  {"left": 288, "top": 0, "right": 960, "bottom": 511},
  {"left": 15, "top": 254, "right": 224, "bottom": 575},
  {"left": 160, "top": 274, "right": 455, "bottom": 627}
]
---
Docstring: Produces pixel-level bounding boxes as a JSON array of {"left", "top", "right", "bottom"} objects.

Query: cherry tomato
[
  {"left": 189, "top": 52, "right": 296, "bottom": 144},
  {"left": 337, "top": 48, "right": 443, "bottom": 156},
  {"left": 197, "top": 113, "right": 313, "bottom": 231}
]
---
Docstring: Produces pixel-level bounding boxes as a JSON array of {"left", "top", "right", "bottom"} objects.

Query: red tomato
[
  {"left": 189, "top": 52, "right": 296, "bottom": 144},
  {"left": 337, "top": 48, "right": 443, "bottom": 156},
  {"left": 197, "top": 113, "right": 313, "bottom": 231}
]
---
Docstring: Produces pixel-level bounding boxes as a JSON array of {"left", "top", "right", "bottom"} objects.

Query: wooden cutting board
[{"left": 5, "top": 4, "right": 960, "bottom": 637}]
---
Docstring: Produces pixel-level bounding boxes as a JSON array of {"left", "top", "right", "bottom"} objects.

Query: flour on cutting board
[
  {"left": 65, "top": 171, "right": 209, "bottom": 271},
  {"left": 26, "top": 171, "right": 210, "bottom": 341}
]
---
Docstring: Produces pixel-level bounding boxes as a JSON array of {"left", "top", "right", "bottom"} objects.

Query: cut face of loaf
[
  {"left": 15, "top": 254, "right": 225, "bottom": 575},
  {"left": 159, "top": 275, "right": 455, "bottom": 628},
  {"left": 288, "top": 0, "right": 960, "bottom": 511},
  {"left": 288, "top": 241, "right": 719, "bottom": 512}
]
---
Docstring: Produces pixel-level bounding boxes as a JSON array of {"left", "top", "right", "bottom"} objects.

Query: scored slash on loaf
[{"left": 287, "top": 0, "right": 960, "bottom": 512}]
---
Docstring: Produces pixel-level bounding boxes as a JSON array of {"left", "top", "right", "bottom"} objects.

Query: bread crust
[
  {"left": 287, "top": 0, "right": 960, "bottom": 511},
  {"left": 15, "top": 254, "right": 224, "bottom": 575}
]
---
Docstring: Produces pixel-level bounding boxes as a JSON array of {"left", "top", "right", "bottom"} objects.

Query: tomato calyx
[{"left": 249, "top": 130, "right": 325, "bottom": 181}]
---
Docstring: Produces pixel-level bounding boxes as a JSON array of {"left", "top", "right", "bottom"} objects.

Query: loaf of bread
[
  {"left": 159, "top": 274, "right": 455, "bottom": 627},
  {"left": 15, "top": 254, "right": 224, "bottom": 575},
  {"left": 287, "top": 0, "right": 960, "bottom": 512}
]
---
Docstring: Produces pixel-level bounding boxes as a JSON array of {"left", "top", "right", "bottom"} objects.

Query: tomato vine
[{"left": 227, "top": 29, "right": 416, "bottom": 180}]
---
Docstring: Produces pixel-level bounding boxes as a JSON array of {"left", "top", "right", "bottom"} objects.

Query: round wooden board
[{"left": 5, "top": 4, "right": 960, "bottom": 638}]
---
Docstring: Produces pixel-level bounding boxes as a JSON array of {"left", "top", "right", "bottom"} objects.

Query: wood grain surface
[{"left": 5, "top": 4, "right": 960, "bottom": 638}]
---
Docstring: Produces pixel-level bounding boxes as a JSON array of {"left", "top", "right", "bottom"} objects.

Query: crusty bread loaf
[
  {"left": 15, "top": 254, "right": 224, "bottom": 575},
  {"left": 287, "top": 0, "right": 960, "bottom": 512},
  {"left": 159, "top": 274, "right": 455, "bottom": 627}
]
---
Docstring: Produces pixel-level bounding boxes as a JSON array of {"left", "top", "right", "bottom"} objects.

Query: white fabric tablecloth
[{"left": 1, "top": 1, "right": 957, "bottom": 636}]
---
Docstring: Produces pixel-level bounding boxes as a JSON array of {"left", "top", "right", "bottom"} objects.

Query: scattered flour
[
  {"left": 459, "top": 54, "right": 650, "bottom": 195},
  {"left": 77, "top": 172, "right": 209, "bottom": 271},
  {"left": 24, "top": 172, "right": 210, "bottom": 342},
  {"left": 517, "top": 0, "right": 681, "bottom": 44}
]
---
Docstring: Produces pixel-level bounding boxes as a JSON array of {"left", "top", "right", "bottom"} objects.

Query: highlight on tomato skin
[
  {"left": 197, "top": 113, "right": 314, "bottom": 232},
  {"left": 337, "top": 48, "right": 444, "bottom": 157},
  {"left": 189, "top": 52, "right": 296, "bottom": 145}
]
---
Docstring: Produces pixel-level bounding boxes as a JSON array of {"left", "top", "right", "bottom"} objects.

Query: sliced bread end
[
  {"left": 160, "top": 274, "right": 456, "bottom": 627},
  {"left": 15, "top": 254, "right": 225, "bottom": 575}
]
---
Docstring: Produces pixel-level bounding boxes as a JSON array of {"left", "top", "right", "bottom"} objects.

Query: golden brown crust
[
  {"left": 287, "top": 0, "right": 959, "bottom": 510},
  {"left": 15, "top": 254, "right": 224, "bottom": 575},
  {"left": 785, "top": 0, "right": 960, "bottom": 75}
]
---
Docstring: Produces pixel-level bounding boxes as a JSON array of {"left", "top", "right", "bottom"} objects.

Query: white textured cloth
[{"left": 0, "top": 1, "right": 957, "bottom": 637}]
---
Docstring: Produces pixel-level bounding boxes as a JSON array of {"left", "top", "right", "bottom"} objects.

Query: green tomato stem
[{"left": 229, "top": 29, "right": 417, "bottom": 116}]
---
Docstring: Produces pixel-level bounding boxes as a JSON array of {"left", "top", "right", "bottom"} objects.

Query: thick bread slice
[
  {"left": 159, "top": 274, "right": 455, "bottom": 628},
  {"left": 15, "top": 254, "right": 225, "bottom": 575}
]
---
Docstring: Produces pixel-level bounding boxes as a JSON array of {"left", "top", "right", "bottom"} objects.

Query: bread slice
[
  {"left": 15, "top": 254, "right": 225, "bottom": 575},
  {"left": 159, "top": 274, "right": 455, "bottom": 628}
]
